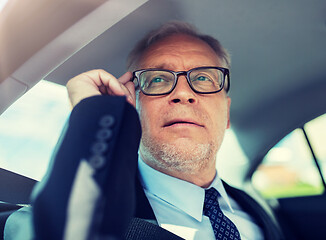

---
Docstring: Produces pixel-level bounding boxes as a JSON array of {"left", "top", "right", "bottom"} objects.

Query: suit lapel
[
  {"left": 125, "top": 176, "right": 184, "bottom": 239},
  {"left": 125, "top": 217, "right": 184, "bottom": 240},
  {"left": 223, "top": 181, "right": 284, "bottom": 240},
  {"left": 134, "top": 176, "right": 156, "bottom": 220}
]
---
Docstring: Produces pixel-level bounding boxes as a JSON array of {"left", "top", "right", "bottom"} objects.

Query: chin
[{"left": 140, "top": 136, "right": 218, "bottom": 174}]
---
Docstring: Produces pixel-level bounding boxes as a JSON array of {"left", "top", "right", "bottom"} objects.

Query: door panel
[{"left": 275, "top": 194, "right": 326, "bottom": 239}]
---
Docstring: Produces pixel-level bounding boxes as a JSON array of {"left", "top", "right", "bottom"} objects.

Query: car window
[
  {"left": 305, "top": 115, "right": 326, "bottom": 170},
  {"left": 0, "top": 80, "right": 70, "bottom": 180},
  {"left": 252, "top": 113, "right": 326, "bottom": 199},
  {"left": 218, "top": 128, "right": 249, "bottom": 187}
]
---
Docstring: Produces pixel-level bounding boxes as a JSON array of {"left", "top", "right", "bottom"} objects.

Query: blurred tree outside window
[{"left": 252, "top": 113, "right": 326, "bottom": 199}]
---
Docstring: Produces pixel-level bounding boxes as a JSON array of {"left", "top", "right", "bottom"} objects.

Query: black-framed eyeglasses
[{"left": 133, "top": 66, "right": 230, "bottom": 96}]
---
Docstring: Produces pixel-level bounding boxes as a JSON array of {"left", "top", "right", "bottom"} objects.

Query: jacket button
[
  {"left": 99, "top": 115, "right": 115, "bottom": 128},
  {"left": 91, "top": 142, "right": 107, "bottom": 154},
  {"left": 96, "top": 129, "right": 113, "bottom": 141},
  {"left": 89, "top": 155, "right": 105, "bottom": 169}
]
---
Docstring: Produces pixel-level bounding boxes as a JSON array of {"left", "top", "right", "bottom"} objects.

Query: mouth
[{"left": 163, "top": 119, "right": 204, "bottom": 128}]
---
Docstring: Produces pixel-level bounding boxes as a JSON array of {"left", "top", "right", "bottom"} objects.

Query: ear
[{"left": 226, "top": 97, "right": 231, "bottom": 129}]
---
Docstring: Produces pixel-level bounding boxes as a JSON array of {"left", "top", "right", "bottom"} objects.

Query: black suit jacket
[
  {"left": 28, "top": 96, "right": 284, "bottom": 240},
  {"left": 131, "top": 176, "right": 284, "bottom": 240}
]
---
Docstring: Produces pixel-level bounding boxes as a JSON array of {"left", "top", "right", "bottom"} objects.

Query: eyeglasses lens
[
  {"left": 189, "top": 68, "right": 223, "bottom": 93},
  {"left": 139, "top": 68, "right": 224, "bottom": 95},
  {"left": 139, "top": 70, "right": 175, "bottom": 95}
]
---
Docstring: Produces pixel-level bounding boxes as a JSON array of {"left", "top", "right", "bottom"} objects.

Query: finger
[
  {"left": 118, "top": 72, "right": 136, "bottom": 106},
  {"left": 105, "top": 81, "right": 131, "bottom": 100},
  {"left": 118, "top": 71, "right": 133, "bottom": 84},
  {"left": 66, "top": 71, "right": 104, "bottom": 107},
  {"left": 119, "top": 72, "right": 135, "bottom": 99},
  {"left": 96, "top": 70, "right": 126, "bottom": 96},
  {"left": 82, "top": 69, "right": 126, "bottom": 96},
  {"left": 118, "top": 72, "right": 136, "bottom": 107},
  {"left": 98, "top": 84, "right": 108, "bottom": 95},
  {"left": 125, "top": 81, "right": 136, "bottom": 107},
  {"left": 118, "top": 83, "right": 135, "bottom": 106}
]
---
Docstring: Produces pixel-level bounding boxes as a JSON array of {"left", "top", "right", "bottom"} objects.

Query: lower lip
[{"left": 166, "top": 123, "right": 202, "bottom": 128}]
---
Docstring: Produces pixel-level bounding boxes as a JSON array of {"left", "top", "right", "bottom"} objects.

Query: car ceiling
[{"left": 1, "top": 0, "right": 326, "bottom": 175}]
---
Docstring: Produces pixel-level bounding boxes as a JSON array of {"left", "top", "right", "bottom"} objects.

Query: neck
[{"left": 141, "top": 153, "right": 216, "bottom": 188}]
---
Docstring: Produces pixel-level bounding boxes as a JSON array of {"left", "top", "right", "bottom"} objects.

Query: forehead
[{"left": 139, "top": 34, "right": 221, "bottom": 70}]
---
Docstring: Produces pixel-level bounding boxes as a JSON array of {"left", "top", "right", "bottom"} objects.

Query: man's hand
[{"left": 66, "top": 69, "right": 135, "bottom": 108}]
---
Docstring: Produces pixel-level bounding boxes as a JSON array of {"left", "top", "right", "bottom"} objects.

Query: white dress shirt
[{"left": 138, "top": 157, "right": 264, "bottom": 240}]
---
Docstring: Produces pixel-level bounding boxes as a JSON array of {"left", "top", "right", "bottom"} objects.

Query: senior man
[{"left": 4, "top": 22, "right": 284, "bottom": 240}]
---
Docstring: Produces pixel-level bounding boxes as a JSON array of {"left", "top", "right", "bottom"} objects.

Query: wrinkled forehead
[{"left": 138, "top": 34, "right": 221, "bottom": 70}]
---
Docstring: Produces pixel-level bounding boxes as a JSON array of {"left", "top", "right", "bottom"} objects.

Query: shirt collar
[
  {"left": 207, "top": 172, "right": 234, "bottom": 213},
  {"left": 138, "top": 156, "right": 234, "bottom": 222}
]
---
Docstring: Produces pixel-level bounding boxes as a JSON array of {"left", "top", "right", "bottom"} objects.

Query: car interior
[{"left": 1, "top": 0, "right": 326, "bottom": 239}]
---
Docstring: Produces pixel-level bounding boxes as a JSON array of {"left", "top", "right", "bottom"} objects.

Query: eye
[
  {"left": 193, "top": 74, "right": 213, "bottom": 83},
  {"left": 195, "top": 75, "right": 210, "bottom": 81},
  {"left": 146, "top": 74, "right": 171, "bottom": 89},
  {"left": 151, "top": 77, "right": 165, "bottom": 83}
]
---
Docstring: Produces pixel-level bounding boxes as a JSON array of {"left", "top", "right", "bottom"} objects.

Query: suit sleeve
[{"left": 30, "top": 95, "right": 141, "bottom": 240}]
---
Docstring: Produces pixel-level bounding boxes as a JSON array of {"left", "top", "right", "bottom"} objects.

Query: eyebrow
[
  {"left": 151, "top": 63, "right": 177, "bottom": 70},
  {"left": 148, "top": 63, "right": 217, "bottom": 71}
]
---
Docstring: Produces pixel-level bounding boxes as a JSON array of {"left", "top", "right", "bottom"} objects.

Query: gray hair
[{"left": 126, "top": 21, "right": 231, "bottom": 71}]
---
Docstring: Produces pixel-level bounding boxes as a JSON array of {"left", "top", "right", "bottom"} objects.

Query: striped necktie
[{"left": 203, "top": 188, "right": 241, "bottom": 240}]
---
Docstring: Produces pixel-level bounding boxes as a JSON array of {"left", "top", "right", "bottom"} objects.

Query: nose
[{"left": 168, "top": 75, "right": 197, "bottom": 104}]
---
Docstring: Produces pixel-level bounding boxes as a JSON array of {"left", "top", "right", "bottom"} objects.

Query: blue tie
[{"left": 203, "top": 188, "right": 241, "bottom": 240}]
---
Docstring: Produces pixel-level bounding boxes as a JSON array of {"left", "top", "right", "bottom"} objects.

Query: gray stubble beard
[{"left": 140, "top": 136, "right": 218, "bottom": 175}]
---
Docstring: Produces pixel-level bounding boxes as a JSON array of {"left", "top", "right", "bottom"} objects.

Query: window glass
[
  {"left": 0, "top": 80, "right": 70, "bottom": 180},
  {"left": 305, "top": 114, "right": 326, "bottom": 178},
  {"left": 218, "top": 129, "right": 249, "bottom": 187},
  {"left": 252, "top": 126, "right": 324, "bottom": 199}
]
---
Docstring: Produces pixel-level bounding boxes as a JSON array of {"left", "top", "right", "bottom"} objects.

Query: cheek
[
  {"left": 209, "top": 103, "right": 229, "bottom": 138},
  {"left": 138, "top": 105, "right": 148, "bottom": 133},
  {"left": 138, "top": 100, "right": 158, "bottom": 135}
]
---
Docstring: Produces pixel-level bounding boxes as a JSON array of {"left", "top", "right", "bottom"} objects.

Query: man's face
[{"left": 137, "top": 34, "right": 231, "bottom": 175}]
